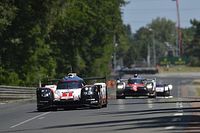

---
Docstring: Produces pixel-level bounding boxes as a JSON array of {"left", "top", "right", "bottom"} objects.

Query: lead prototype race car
[
  {"left": 116, "top": 74, "right": 157, "bottom": 99},
  {"left": 36, "top": 73, "right": 107, "bottom": 111}
]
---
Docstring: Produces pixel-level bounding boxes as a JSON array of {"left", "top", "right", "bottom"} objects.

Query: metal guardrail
[
  {"left": 0, "top": 85, "right": 36, "bottom": 102},
  {"left": 0, "top": 84, "right": 117, "bottom": 103},
  {"left": 118, "top": 67, "right": 159, "bottom": 74}
]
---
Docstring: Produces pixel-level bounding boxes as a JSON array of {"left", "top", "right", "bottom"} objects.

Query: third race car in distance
[
  {"left": 155, "top": 81, "right": 173, "bottom": 97},
  {"left": 116, "top": 74, "right": 156, "bottom": 99}
]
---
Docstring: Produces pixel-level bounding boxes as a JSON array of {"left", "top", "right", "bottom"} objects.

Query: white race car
[
  {"left": 156, "top": 83, "right": 173, "bottom": 97},
  {"left": 36, "top": 73, "right": 107, "bottom": 111}
]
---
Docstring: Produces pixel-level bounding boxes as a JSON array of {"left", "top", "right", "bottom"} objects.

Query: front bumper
[
  {"left": 37, "top": 98, "right": 82, "bottom": 109},
  {"left": 124, "top": 88, "right": 149, "bottom": 96},
  {"left": 81, "top": 95, "right": 99, "bottom": 106}
]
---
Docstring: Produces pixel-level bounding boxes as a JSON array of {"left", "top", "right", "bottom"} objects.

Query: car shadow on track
[
  {"left": 28, "top": 106, "right": 101, "bottom": 113},
  {"left": 109, "top": 99, "right": 200, "bottom": 105},
  {"left": 3, "top": 106, "right": 200, "bottom": 133},
  {"left": 41, "top": 113, "right": 200, "bottom": 133}
]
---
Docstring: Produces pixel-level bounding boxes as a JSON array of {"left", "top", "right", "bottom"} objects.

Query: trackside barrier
[
  {"left": 0, "top": 83, "right": 117, "bottom": 102},
  {"left": 0, "top": 85, "right": 36, "bottom": 102},
  {"left": 119, "top": 67, "right": 159, "bottom": 74}
]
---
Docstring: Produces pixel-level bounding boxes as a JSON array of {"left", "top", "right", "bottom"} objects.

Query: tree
[
  {"left": 123, "top": 17, "right": 177, "bottom": 67},
  {"left": 184, "top": 19, "right": 200, "bottom": 66}
]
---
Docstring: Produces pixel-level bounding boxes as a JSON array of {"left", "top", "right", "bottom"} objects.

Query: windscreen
[
  {"left": 156, "top": 84, "right": 164, "bottom": 87},
  {"left": 128, "top": 79, "right": 144, "bottom": 84},
  {"left": 57, "top": 81, "right": 82, "bottom": 89}
]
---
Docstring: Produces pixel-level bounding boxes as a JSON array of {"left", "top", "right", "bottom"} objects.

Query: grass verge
[
  {"left": 159, "top": 66, "right": 200, "bottom": 73},
  {"left": 193, "top": 80, "right": 200, "bottom": 96}
]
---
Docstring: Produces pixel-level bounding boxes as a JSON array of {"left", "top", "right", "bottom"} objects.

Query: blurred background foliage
[{"left": 0, "top": 0, "right": 200, "bottom": 86}]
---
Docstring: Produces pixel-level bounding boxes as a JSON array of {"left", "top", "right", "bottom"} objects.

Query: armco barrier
[
  {"left": 119, "top": 67, "right": 158, "bottom": 74},
  {"left": 0, "top": 84, "right": 117, "bottom": 103},
  {"left": 0, "top": 85, "right": 36, "bottom": 102}
]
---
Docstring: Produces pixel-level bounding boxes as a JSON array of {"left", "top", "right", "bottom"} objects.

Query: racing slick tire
[
  {"left": 148, "top": 92, "right": 157, "bottom": 98},
  {"left": 116, "top": 95, "right": 125, "bottom": 99},
  {"left": 97, "top": 99, "right": 103, "bottom": 109},
  {"left": 90, "top": 103, "right": 102, "bottom": 109},
  {"left": 102, "top": 103, "right": 107, "bottom": 108},
  {"left": 89, "top": 97, "right": 103, "bottom": 109},
  {"left": 37, "top": 106, "right": 48, "bottom": 112},
  {"left": 164, "top": 90, "right": 171, "bottom": 97},
  {"left": 148, "top": 95, "right": 156, "bottom": 98},
  {"left": 37, "top": 106, "right": 57, "bottom": 112}
]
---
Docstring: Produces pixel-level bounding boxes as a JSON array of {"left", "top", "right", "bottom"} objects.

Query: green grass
[
  {"left": 159, "top": 66, "right": 200, "bottom": 73},
  {"left": 192, "top": 80, "right": 200, "bottom": 96},
  {"left": 195, "top": 86, "right": 200, "bottom": 96}
]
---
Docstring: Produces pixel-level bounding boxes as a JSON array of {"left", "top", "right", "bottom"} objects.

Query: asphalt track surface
[{"left": 1, "top": 73, "right": 200, "bottom": 133}]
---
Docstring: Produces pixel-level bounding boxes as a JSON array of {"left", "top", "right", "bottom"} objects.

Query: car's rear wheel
[
  {"left": 116, "top": 95, "right": 125, "bottom": 99},
  {"left": 37, "top": 106, "right": 48, "bottom": 112},
  {"left": 164, "top": 90, "right": 170, "bottom": 96},
  {"left": 148, "top": 92, "right": 157, "bottom": 98}
]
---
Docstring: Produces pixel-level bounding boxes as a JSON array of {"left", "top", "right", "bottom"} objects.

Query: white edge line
[
  {"left": 10, "top": 112, "right": 50, "bottom": 128},
  {"left": 173, "top": 113, "right": 183, "bottom": 116},
  {"left": 165, "top": 126, "right": 175, "bottom": 130}
]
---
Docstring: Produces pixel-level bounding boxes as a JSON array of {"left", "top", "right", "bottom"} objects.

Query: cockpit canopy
[
  {"left": 128, "top": 78, "right": 145, "bottom": 84},
  {"left": 57, "top": 81, "right": 84, "bottom": 89},
  {"left": 56, "top": 73, "right": 85, "bottom": 89}
]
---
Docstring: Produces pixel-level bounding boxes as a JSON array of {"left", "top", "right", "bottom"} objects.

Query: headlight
[
  {"left": 168, "top": 84, "right": 173, "bottom": 90},
  {"left": 84, "top": 87, "right": 89, "bottom": 91},
  {"left": 88, "top": 91, "right": 93, "bottom": 95},
  {"left": 146, "top": 84, "right": 153, "bottom": 89},
  {"left": 164, "top": 86, "right": 168, "bottom": 91},
  {"left": 43, "top": 92, "right": 51, "bottom": 97},
  {"left": 83, "top": 91, "right": 93, "bottom": 95},
  {"left": 41, "top": 89, "right": 51, "bottom": 97},
  {"left": 117, "top": 84, "right": 124, "bottom": 89}
]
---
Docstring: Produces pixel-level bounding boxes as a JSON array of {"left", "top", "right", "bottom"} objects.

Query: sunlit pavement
[{"left": 0, "top": 74, "right": 200, "bottom": 133}]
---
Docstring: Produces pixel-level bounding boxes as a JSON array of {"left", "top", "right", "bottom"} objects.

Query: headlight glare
[{"left": 146, "top": 84, "right": 153, "bottom": 89}]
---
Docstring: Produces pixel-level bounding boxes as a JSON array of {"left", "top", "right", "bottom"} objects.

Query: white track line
[
  {"left": 173, "top": 113, "right": 183, "bottom": 116},
  {"left": 117, "top": 99, "right": 125, "bottom": 110},
  {"left": 165, "top": 126, "right": 175, "bottom": 130},
  {"left": 147, "top": 99, "right": 153, "bottom": 109},
  {"left": 10, "top": 112, "right": 50, "bottom": 128}
]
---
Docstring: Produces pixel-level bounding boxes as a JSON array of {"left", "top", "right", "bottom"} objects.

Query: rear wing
[
  {"left": 41, "top": 79, "right": 60, "bottom": 87},
  {"left": 83, "top": 76, "right": 106, "bottom": 81},
  {"left": 41, "top": 76, "right": 107, "bottom": 87},
  {"left": 83, "top": 77, "right": 107, "bottom": 84}
]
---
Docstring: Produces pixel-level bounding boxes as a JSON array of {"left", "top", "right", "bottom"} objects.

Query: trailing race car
[
  {"left": 116, "top": 75, "right": 156, "bottom": 99},
  {"left": 156, "top": 83, "right": 173, "bottom": 97},
  {"left": 36, "top": 73, "right": 107, "bottom": 111}
]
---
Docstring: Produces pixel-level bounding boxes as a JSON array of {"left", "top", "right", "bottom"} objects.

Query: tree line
[
  {"left": 1, "top": 0, "right": 200, "bottom": 86},
  {"left": 0, "top": 0, "right": 129, "bottom": 86},
  {"left": 123, "top": 17, "right": 200, "bottom": 68}
]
